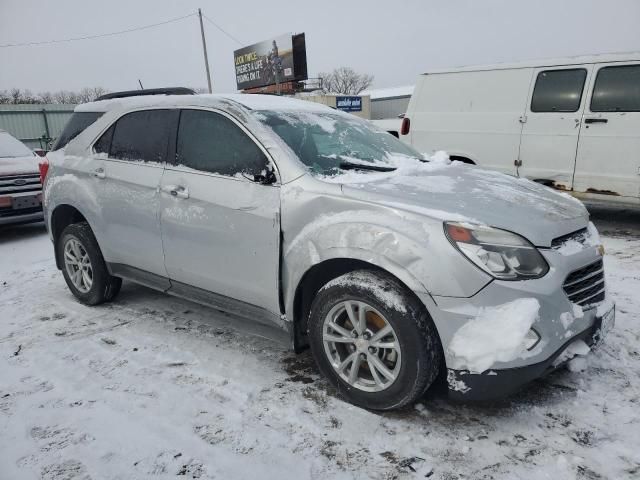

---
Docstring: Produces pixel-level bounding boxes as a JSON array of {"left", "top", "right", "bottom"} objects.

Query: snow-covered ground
[{"left": 1, "top": 221, "right": 639, "bottom": 480}]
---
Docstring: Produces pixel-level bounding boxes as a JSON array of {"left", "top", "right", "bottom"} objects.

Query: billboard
[{"left": 234, "top": 33, "right": 307, "bottom": 90}]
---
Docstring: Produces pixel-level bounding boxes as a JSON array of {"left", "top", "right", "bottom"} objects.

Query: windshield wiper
[{"left": 338, "top": 161, "right": 396, "bottom": 173}]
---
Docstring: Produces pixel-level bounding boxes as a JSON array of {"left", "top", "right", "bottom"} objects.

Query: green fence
[{"left": 0, "top": 104, "right": 76, "bottom": 150}]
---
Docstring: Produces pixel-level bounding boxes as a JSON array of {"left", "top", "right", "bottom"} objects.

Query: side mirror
[{"left": 253, "top": 168, "right": 277, "bottom": 185}]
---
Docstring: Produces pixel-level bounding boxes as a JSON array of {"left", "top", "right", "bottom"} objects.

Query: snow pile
[
  {"left": 321, "top": 151, "right": 454, "bottom": 187},
  {"left": 448, "top": 298, "right": 540, "bottom": 373},
  {"left": 559, "top": 303, "right": 584, "bottom": 337},
  {"left": 552, "top": 339, "right": 591, "bottom": 368}
]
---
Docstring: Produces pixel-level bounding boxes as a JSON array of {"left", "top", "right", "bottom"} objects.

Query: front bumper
[
  {"left": 415, "top": 244, "right": 613, "bottom": 401},
  {"left": 0, "top": 208, "right": 44, "bottom": 226},
  {"left": 446, "top": 304, "right": 614, "bottom": 401}
]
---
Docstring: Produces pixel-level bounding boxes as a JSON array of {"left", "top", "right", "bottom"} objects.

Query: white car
[
  {"left": 0, "top": 129, "right": 44, "bottom": 226},
  {"left": 402, "top": 52, "right": 640, "bottom": 206}
]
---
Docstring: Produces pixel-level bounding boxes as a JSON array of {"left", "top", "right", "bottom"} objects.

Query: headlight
[{"left": 444, "top": 222, "right": 549, "bottom": 280}]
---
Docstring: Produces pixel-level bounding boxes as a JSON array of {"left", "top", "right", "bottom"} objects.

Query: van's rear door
[
  {"left": 573, "top": 62, "right": 640, "bottom": 200},
  {"left": 517, "top": 66, "right": 592, "bottom": 189}
]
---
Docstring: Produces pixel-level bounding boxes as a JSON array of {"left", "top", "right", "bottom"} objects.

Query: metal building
[
  {"left": 360, "top": 85, "right": 414, "bottom": 120},
  {"left": 0, "top": 104, "right": 75, "bottom": 150}
]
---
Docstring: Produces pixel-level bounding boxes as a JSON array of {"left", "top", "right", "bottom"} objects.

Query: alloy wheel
[
  {"left": 322, "top": 300, "right": 402, "bottom": 392},
  {"left": 63, "top": 238, "right": 93, "bottom": 293}
]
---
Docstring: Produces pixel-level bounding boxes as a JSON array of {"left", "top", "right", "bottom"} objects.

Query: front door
[
  {"left": 92, "top": 109, "right": 178, "bottom": 283},
  {"left": 159, "top": 108, "right": 281, "bottom": 315},
  {"left": 574, "top": 62, "right": 640, "bottom": 199},
  {"left": 518, "top": 66, "right": 591, "bottom": 189}
]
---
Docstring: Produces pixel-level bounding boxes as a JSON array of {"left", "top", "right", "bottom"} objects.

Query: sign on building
[
  {"left": 234, "top": 33, "right": 307, "bottom": 90},
  {"left": 335, "top": 96, "right": 362, "bottom": 112}
]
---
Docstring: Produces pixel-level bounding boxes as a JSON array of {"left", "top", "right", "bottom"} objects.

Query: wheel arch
[
  {"left": 290, "top": 257, "right": 435, "bottom": 353},
  {"left": 51, "top": 204, "right": 92, "bottom": 270}
]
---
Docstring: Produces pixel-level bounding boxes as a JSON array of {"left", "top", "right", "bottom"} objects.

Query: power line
[
  {"left": 202, "top": 14, "right": 243, "bottom": 46},
  {"left": 0, "top": 12, "right": 197, "bottom": 48}
]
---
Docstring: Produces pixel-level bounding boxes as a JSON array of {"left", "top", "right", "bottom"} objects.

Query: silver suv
[{"left": 43, "top": 92, "right": 614, "bottom": 410}]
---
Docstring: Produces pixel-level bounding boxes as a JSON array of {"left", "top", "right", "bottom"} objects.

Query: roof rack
[{"left": 96, "top": 87, "right": 196, "bottom": 101}]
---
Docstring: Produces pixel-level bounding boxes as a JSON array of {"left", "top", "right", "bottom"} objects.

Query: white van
[{"left": 402, "top": 52, "right": 640, "bottom": 205}]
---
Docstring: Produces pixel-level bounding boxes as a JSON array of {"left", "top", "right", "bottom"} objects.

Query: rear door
[
  {"left": 93, "top": 109, "right": 178, "bottom": 284},
  {"left": 159, "top": 108, "right": 281, "bottom": 314},
  {"left": 518, "top": 67, "right": 591, "bottom": 188},
  {"left": 573, "top": 63, "right": 640, "bottom": 199}
]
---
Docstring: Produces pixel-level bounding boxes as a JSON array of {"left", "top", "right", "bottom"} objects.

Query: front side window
[
  {"left": 176, "top": 109, "right": 269, "bottom": 177},
  {"left": 591, "top": 65, "right": 640, "bottom": 112},
  {"left": 108, "top": 109, "right": 176, "bottom": 163},
  {"left": 531, "top": 69, "right": 587, "bottom": 112}
]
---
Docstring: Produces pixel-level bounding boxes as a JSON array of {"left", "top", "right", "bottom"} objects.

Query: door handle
[
  {"left": 162, "top": 184, "right": 189, "bottom": 199},
  {"left": 584, "top": 118, "right": 608, "bottom": 124},
  {"left": 93, "top": 167, "right": 106, "bottom": 179}
]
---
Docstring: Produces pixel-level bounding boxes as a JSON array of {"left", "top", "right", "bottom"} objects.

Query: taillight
[
  {"left": 400, "top": 117, "right": 410, "bottom": 135},
  {"left": 39, "top": 157, "right": 49, "bottom": 185}
]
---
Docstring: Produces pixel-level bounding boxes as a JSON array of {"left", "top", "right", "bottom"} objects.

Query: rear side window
[
  {"left": 531, "top": 69, "right": 587, "bottom": 112},
  {"left": 109, "top": 110, "right": 177, "bottom": 163},
  {"left": 591, "top": 65, "right": 640, "bottom": 112},
  {"left": 176, "top": 109, "right": 269, "bottom": 177},
  {"left": 52, "top": 112, "right": 103, "bottom": 150}
]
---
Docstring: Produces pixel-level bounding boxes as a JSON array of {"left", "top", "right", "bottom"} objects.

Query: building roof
[{"left": 359, "top": 85, "right": 414, "bottom": 100}]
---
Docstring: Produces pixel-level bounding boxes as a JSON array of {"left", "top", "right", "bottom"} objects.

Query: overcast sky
[{"left": 1, "top": 0, "right": 639, "bottom": 94}]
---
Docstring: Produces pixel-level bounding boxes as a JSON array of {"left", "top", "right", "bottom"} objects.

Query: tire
[
  {"left": 307, "top": 269, "right": 441, "bottom": 411},
  {"left": 57, "top": 222, "right": 122, "bottom": 305}
]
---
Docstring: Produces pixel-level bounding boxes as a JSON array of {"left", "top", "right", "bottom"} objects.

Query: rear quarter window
[{"left": 52, "top": 112, "right": 104, "bottom": 150}]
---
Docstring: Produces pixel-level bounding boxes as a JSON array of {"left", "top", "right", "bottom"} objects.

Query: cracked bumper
[{"left": 446, "top": 305, "right": 615, "bottom": 401}]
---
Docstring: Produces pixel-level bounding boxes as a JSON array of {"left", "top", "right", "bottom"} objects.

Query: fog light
[{"left": 523, "top": 328, "right": 540, "bottom": 350}]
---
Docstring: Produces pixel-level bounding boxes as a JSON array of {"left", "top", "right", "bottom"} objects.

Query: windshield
[
  {"left": 254, "top": 110, "right": 424, "bottom": 175},
  {"left": 0, "top": 132, "right": 32, "bottom": 158}
]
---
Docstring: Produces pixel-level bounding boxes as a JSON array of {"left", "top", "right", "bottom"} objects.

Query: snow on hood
[
  {"left": 0, "top": 155, "right": 40, "bottom": 176},
  {"left": 333, "top": 152, "right": 589, "bottom": 247}
]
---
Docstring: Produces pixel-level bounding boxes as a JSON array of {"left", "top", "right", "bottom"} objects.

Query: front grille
[
  {"left": 0, "top": 173, "right": 42, "bottom": 195},
  {"left": 563, "top": 259, "right": 605, "bottom": 306}
]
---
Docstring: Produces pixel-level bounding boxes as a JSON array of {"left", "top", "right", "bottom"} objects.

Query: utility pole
[{"left": 198, "top": 8, "right": 212, "bottom": 93}]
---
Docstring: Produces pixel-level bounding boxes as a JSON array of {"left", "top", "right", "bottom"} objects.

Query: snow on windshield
[
  {"left": 254, "top": 110, "right": 425, "bottom": 175},
  {"left": 0, "top": 132, "right": 32, "bottom": 158}
]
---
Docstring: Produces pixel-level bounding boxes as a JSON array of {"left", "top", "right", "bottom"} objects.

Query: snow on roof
[
  {"left": 359, "top": 85, "right": 414, "bottom": 100},
  {"left": 75, "top": 93, "right": 334, "bottom": 114}
]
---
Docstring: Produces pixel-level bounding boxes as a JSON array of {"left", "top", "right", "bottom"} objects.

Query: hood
[
  {"left": 0, "top": 155, "right": 40, "bottom": 176},
  {"left": 336, "top": 161, "right": 589, "bottom": 247}
]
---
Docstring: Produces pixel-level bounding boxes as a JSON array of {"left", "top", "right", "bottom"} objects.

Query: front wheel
[
  {"left": 57, "top": 222, "right": 122, "bottom": 305},
  {"left": 307, "top": 270, "right": 442, "bottom": 410}
]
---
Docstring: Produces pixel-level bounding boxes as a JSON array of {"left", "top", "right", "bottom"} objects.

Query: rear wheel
[
  {"left": 57, "top": 222, "right": 121, "bottom": 305},
  {"left": 307, "top": 270, "right": 441, "bottom": 410}
]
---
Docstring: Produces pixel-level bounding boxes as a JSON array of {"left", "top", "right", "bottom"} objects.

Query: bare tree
[
  {"left": 319, "top": 67, "right": 374, "bottom": 95},
  {"left": 0, "top": 87, "right": 108, "bottom": 104}
]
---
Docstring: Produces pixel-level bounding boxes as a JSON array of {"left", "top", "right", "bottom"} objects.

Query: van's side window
[
  {"left": 591, "top": 65, "right": 640, "bottom": 112},
  {"left": 109, "top": 110, "right": 177, "bottom": 163},
  {"left": 176, "top": 109, "right": 269, "bottom": 177},
  {"left": 531, "top": 69, "right": 587, "bottom": 113}
]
